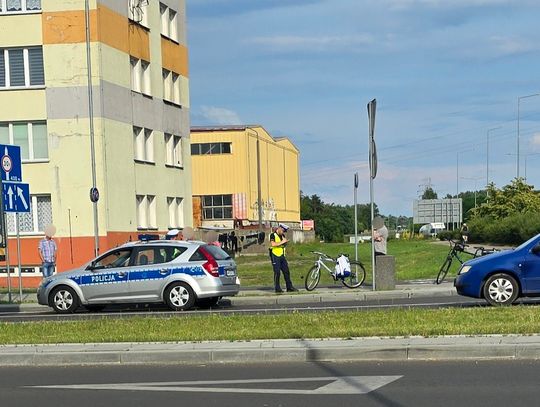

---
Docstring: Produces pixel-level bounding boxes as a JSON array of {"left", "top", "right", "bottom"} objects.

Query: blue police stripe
[{"left": 72, "top": 266, "right": 206, "bottom": 287}]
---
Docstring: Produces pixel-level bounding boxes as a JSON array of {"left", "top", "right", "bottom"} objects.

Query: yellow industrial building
[
  {"left": 190, "top": 126, "right": 300, "bottom": 229},
  {"left": 0, "top": 0, "right": 191, "bottom": 287}
]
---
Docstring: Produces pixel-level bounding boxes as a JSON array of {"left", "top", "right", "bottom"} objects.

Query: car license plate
[{"left": 226, "top": 269, "right": 235, "bottom": 277}]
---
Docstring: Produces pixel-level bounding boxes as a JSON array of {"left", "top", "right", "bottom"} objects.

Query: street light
[
  {"left": 460, "top": 176, "right": 483, "bottom": 208},
  {"left": 486, "top": 126, "right": 501, "bottom": 191},
  {"left": 248, "top": 127, "right": 263, "bottom": 232},
  {"left": 508, "top": 152, "right": 540, "bottom": 182},
  {"left": 517, "top": 93, "right": 540, "bottom": 178}
]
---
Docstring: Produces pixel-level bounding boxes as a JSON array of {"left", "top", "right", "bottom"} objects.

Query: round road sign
[
  {"left": 2, "top": 154, "right": 12, "bottom": 173},
  {"left": 89, "top": 187, "right": 100, "bottom": 203}
]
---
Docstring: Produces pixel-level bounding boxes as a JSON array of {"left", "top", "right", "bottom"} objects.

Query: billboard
[{"left": 413, "top": 198, "right": 462, "bottom": 225}]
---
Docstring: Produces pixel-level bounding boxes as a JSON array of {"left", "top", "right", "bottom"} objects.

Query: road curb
[{"left": 1, "top": 335, "right": 539, "bottom": 366}]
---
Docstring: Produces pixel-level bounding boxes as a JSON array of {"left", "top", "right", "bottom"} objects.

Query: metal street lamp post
[{"left": 517, "top": 93, "right": 540, "bottom": 179}]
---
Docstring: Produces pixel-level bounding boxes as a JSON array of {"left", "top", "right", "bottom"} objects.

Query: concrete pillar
[{"left": 375, "top": 255, "right": 395, "bottom": 290}]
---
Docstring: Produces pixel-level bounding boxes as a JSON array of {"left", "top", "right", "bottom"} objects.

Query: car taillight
[{"left": 199, "top": 247, "right": 220, "bottom": 277}]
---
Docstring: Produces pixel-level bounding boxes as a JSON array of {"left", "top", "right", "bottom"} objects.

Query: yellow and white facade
[
  {"left": 0, "top": 0, "right": 191, "bottom": 287},
  {"left": 191, "top": 126, "right": 300, "bottom": 229}
]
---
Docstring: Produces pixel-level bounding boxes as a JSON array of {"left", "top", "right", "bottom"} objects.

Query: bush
[
  {"left": 468, "top": 212, "right": 540, "bottom": 244},
  {"left": 437, "top": 230, "right": 460, "bottom": 241}
]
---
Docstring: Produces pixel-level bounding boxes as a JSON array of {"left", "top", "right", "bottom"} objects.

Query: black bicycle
[{"left": 435, "top": 240, "right": 497, "bottom": 284}]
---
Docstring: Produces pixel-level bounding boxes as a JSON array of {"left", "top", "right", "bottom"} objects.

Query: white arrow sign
[
  {"left": 29, "top": 376, "right": 402, "bottom": 395},
  {"left": 6, "top": 186, "right": 13, "bottom": 210},
  {"left": 17, "top": 186, "right": 28, "bottom": 210}
]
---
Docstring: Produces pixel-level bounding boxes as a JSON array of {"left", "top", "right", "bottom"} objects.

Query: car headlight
[{"left": 459, "top": 265, "right": 472, "bottom": 275}]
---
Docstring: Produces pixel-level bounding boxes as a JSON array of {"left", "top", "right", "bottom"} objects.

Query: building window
[
  {"left": 136, "top": 194, "right": 156, "bottom": 229},
  {"left": 167, "top": 197, "right": 184, "bottom": 228},
  {"left": 191, "top": 142, "right": 232, "bottom": 155},
  {"left": 202, "top": 194, "right": 233, "bottom": 220},
  {"left": 133, "top": 126, "right": 154, "bottom": 163},
  {"left": 130, "top": 57, "right": 151, "bottom": 96},
  {"left": 162, "top": 69, "right": 180, "bottom": 105},
  {"left": 0, "top": 122, "right": 48, "bottom": 161},
  {"left": 6, "top": 195, "right": 51, "bottom": 234},
  {"left": 165, "top": 133, "right": 183, "bottom": 168},
  {"left": 160, "top": 3, "right": 178, "bottom": 42},
  {"left": 0, "top": 0, "right": 41, "bottom": 14},
  {"left": 0, "top": 47, "right": 44, "bottom": 89},
  {"left": 128, "top": 0, "right": 148, "bottom": 27}
]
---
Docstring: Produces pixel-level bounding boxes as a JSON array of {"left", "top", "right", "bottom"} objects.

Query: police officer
[{"left": 269, "top": 223, "right": 297, "bottom": 293}]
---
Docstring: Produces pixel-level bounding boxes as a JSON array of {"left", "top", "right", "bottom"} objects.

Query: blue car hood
[{"left": 464, "top": 249, "right": 514, "bottom": 266}]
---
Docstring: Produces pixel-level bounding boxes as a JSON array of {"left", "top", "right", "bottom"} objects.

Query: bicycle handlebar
[{"left": 311, "top": 251, "right": 334, "bottom": 260}]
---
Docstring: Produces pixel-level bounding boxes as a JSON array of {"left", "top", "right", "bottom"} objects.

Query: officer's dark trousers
[{"left": 271, "top": 254, "right": 293, "bottom": 291}]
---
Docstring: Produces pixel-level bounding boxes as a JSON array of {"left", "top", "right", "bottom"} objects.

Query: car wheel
[
  {"left": 164, "top": 282, "right": 196, "bottom": 311},
  {"left": 483, "top": 273, "right": 519, "bottom": 306},
  {"left": 50, "top": 286, "right": 79, "bottom": 314}
]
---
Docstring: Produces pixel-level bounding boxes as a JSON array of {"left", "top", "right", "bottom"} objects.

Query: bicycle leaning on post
[
  {"left": 436, "top": 239, "right": 497, "bottom": 284},
  {"left": 305, "top": 251, "right": 366, "bottom": 291}
]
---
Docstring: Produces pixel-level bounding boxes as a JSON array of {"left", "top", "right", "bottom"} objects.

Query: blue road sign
[
  {"left": 2, "top": 182, "right": 30, "bottom": 213},
  {"left": 0, "top": 144, "right": 22, "bottom": 182}
]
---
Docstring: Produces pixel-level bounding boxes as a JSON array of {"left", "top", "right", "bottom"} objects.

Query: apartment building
[
  {"left": 0, "top": 0, "right": 191, "bottom": 287},
  {"left": 191, "top": 126, "right": 300, "bottom": 229}
]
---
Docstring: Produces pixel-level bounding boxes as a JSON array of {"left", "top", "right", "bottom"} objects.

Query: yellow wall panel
[
  {"left": 0, "top": 14, "right": 42, "bottom": 46},
  {"left": 0, "top": 90, "right": 46, "bottom": 121},
  {"left": 161, "top": 38, "right": 189, "bottom": 77},
  {"left": 128, "top": 24, "right": 150, "bottom": 61},
  {"left": 43, "top": 10, "right": 98, "bottom": 44},
  {"left": 43, "top": 43, "right": 101, "bottom": 87}
]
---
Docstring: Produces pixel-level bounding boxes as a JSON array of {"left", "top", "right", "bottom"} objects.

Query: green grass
[
  {"left": 2, "top": 306, "right": 540, "bottom": 344},
  {"left": 236, "top": 239, "right": 458, "bottom": 287}
]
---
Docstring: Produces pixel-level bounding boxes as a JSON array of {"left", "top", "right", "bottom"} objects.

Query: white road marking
[{"left": 29, "top": 376, "right": 402, "bottom": 395}]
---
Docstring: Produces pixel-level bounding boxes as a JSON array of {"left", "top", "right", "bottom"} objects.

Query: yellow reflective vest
[{"left": 270, "top": 233, "right": 285, "bottom": 257}]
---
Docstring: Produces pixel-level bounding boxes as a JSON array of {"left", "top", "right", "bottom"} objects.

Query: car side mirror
[{"left": 532, "top": 245, "right": 540, "bottom": 255}]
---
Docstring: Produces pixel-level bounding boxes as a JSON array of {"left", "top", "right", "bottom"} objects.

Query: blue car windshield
[{"left": 515, "top": 234, "right": 540, "bottom": 251}]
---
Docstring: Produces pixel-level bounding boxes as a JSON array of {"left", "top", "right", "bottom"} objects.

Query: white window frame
[
  {"left": 130, "top": 57, "right": 151, "bottom": 96},
  {"left": 7, "top": 194, "right": 51, "bottom": 235},
  {"left": 0, "top": 47, "right": 44, "bottom": 90},
  {"left": 160, "top": 3, "right": 169, "bottom": 38},
  {"left": 165, "top": 133, "right": 183, "bottom": 168},
  {"left": 167, "top": 196, "right": 184, "bottom": 228},
  {"left": 172, "top": 72, "right": 180, "bottom": 105},
  {"left": 136, "top": 194, "right": 156, "bottom": 230},
  {"left": 133, "top": 126, "right": 154, "bottom": 163},
  {"left": 128, "top": 0, "right": 148, "bottom": 28},
  {"left": 162, "top": 68, "right": 172, "bottom": 102},
  {"left": 0, "top": 121, "right": 48, "bottom": 162},
  {"left": 0, "top": 0, "right": 41, "bottom": 15}
]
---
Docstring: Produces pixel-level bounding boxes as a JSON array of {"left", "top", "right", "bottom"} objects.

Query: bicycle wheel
[
  {"left": 341, "top": 261, "right": 366, "bottom": 289},
  {"left": 436, "top": 257, "right": 452, "bottom": 284},
  {"left": 305, "top": 266, "right": 321, "bottom": 291}
]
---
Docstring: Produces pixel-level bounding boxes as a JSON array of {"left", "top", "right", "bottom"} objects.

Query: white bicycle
[{"left": 305, "top": 251, "right": 366, "bottom": 291}]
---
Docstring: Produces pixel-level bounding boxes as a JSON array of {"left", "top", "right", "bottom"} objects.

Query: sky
[{"left": 186, "top": 0, "right": 540, "bottom": 216}]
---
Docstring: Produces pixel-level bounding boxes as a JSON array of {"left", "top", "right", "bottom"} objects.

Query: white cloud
[
  {"left": 530, "top": 134, "right": 540, "bottom": 150},
  {"left": 489, "top": 35, "right": 538, "bottom": 57},
  {"left": 383, "top": 0, "right": 514, "bottom": 10},
  {"left": 246, "top": 34, "right": 373, "bottom": 52},
  {"left": 199, "top": 106, "right": 242, "bottom": 125}
]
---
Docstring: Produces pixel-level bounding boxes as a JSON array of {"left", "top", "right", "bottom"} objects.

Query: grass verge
[{"left": 2, "top": 306, "right": 540, "bottom": 345}]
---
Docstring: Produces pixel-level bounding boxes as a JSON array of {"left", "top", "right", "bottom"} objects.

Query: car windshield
[
  {"left": 515, "top": 234, "right": 540, "bottom": 251},
  {"left": 202, "top": 244, "right": 231, "bottom": 260}
]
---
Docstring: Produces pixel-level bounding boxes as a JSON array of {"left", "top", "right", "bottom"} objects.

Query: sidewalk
[{"left": 3, "top": 281, "right": 538, "bottom": 366}]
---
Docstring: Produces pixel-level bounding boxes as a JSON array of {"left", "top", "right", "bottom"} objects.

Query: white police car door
[
  {"left": 81, "top": 248, "right": 133, "bottom": 303},
  {"left": 127, "top": 246, "right": 181, "bottom": 301}
]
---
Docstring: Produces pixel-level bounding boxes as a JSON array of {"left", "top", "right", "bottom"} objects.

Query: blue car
[{"left": 455, "top": 233, "right": 540, "bottom": 306}]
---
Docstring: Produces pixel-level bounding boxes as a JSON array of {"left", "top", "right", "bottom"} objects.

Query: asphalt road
[
  {"left": 0, "top": 294, "right": 485, "bottom": 322},
  {"left": 3, "top": 360, "right": 540, "bottom": 407}
]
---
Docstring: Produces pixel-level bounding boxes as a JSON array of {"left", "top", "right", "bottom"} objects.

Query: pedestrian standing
[
  {"left": 460, "top": 223, "right": 469, "bottom": 243},
  {"left": 269, "top": 223, "right": 297, "bottom": 293},
  {"left": 38, "top": 231, "right": 57, "bottom": 278},
  {"left": 373, "top": 217, "right": 388, "bottom": 256}
]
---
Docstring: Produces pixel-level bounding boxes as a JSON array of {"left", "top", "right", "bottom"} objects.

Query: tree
[
  {"left": 473, "top": 178, "right": 540, "bottom": 219},
  {"left": 422, "top": 187, "right": 438, "bottom": 200}
]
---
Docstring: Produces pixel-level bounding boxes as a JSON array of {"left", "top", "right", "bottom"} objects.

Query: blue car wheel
[{"left": 483, "top": 273, "right": 519, "bottom": 306}]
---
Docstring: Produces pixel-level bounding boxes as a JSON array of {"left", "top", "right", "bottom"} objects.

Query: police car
[{"left": 37, "top": 239, "right": 240, "bottom": 313}]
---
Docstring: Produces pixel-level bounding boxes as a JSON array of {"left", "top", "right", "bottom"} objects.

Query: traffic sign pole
[{"left": 16, "top": 213, "right": 22, "bottom": 303}]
